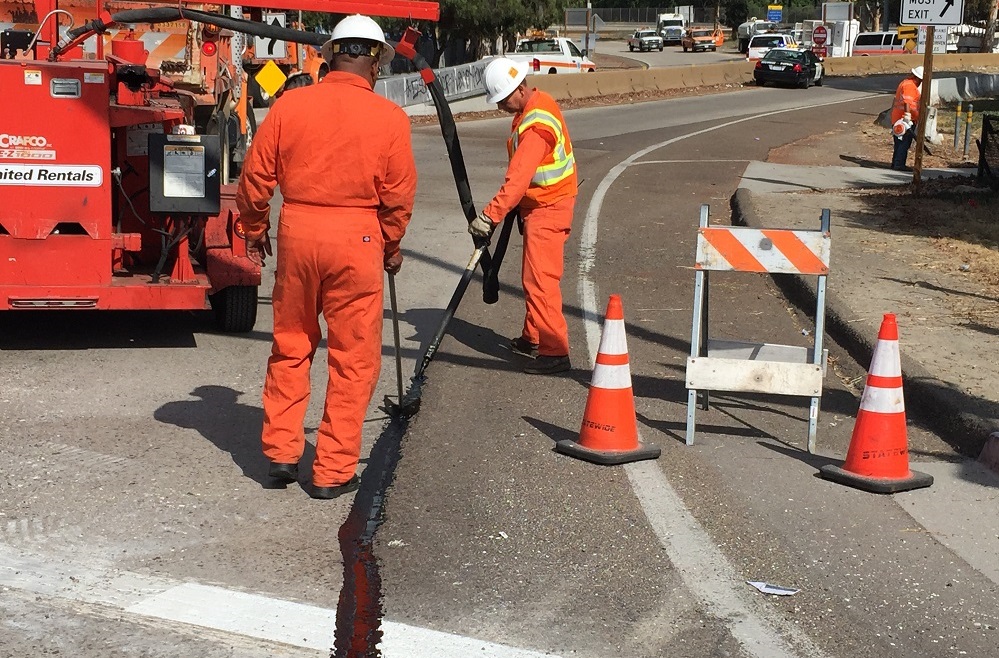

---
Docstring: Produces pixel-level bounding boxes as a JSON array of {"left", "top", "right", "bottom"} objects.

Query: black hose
[
  {"left": 482, "top": 210, "right": 517, "bottom": 305},
  {"left": 62, "top": 7, "right": 325, "bottom": 54},
  {"left": 396, "top": 43, "right": 496, "bottom": 289}
]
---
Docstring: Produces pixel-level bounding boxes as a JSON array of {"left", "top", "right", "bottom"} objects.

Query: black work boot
[
  {"left": 309, "top": 475, "right": 360, "bottom": 500},
  {"left": 509, "top": 336, "right": 539, "bottom": 358},
  {"left": 268, "top": 462, "right": 299, "bottom": 482},
  {"left": 524, "top": 355, "right": 571, "bottom": 375}
]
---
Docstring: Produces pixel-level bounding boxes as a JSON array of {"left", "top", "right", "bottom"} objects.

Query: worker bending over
[
  {"left": 890, "top": 66, "right": 923, "bottom": 171},
  {"left": 236, "top": 15, "right": 417, "bottom": 499},
  {"left": 470, "top": 58, "right": 578, "bottom": 375}
]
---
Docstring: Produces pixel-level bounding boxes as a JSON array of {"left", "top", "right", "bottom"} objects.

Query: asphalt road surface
[{"left": 2, "top": 77, "right": 998, "bottom": 657}]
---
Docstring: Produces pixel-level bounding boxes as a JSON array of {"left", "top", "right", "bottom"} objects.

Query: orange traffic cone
[
  {"left": 820, "top": 314, "right": 933, "bottom": 493},
  {"left": 556, "top": 295, "right": 660, "bottom": 465}
]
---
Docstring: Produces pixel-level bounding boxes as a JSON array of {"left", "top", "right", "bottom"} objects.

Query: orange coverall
[
  {"left": 236, "top": 72, "right": 416, "bottom": 487},
  {"left": 483, "top": 89, "right": 578, "bottom": 357},
  {"left": 891, "top": 76, "right": 921, "bottom": 125}
]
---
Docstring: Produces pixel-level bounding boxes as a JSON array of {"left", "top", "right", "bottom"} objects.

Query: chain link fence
[
  {"left": 565, "top": 7, "right": 697, "bottom": 26},
  {"left": 978, "top": 114, "right": 999, "bottom": 190}
]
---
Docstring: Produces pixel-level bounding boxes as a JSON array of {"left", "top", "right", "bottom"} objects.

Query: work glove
[{"left": 468, "top": 213, "right": 495, "bottom": 239}]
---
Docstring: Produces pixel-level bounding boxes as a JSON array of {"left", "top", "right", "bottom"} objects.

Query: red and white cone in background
[
  {"left": 556, "top": 294, "right": 661, "bottom": 465},
  {"left": 820, "top": 313, "right": 933, "bottom": 493}
]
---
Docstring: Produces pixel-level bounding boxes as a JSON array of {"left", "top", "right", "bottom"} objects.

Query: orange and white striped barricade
[{"left": 685, "top": 204, "right": 831, "bottom": 453}]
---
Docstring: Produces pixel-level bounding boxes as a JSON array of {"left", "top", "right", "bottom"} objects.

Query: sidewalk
[{"left": 732, "top": 160, "right": 999, "bottom": 460}]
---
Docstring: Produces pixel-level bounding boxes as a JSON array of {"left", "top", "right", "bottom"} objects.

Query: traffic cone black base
[
  {"left": 555, "top": 439, "right": 661, "bottom": 466},
  {"left": 819, "top": 464, "right": 933, "bottom": 494}
]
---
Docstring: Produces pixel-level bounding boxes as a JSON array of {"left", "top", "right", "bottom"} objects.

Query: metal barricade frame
[{"left": 685, "top": 204, "right": 831, "bottom": 453}]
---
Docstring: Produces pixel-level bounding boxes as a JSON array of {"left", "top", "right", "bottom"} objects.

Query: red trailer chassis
[{"left": 0, "top": 0, "right": 439, "bottom": 332}]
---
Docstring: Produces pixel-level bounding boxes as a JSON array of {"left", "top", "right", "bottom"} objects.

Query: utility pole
[
  {"left": 584, "top": 0, "right": 591, "bottom": 57},
  {"left": 982, "top": 0, "right": 998, "bottom": 53},
  {"left": 912, "top": 26, "right": 934, "bottom": 189}
]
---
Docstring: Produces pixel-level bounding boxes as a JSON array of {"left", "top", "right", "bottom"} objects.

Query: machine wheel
[
  {"left": 548, "top": 67, "right": 557, "bottom": 74},
  {"left": 798, "top": 75, "right": 810, "bottom": 89},
  {"left": 247, "top": 75, "right": 271, "bottom": 109},
  {"left": 658, "top": 46, "right": 663, "bottom": 51},
  {"left": 629, "top": 44, "right": 634, "bottom": 51},
  {"left": 210, "top": 285, "right": 258, "bottom": 333},
  {"left": 207, "top": 108, "right": 257, "bottom": 183},
  {"left": 815, "top": 73, "right": 824, "bottom": 86}
]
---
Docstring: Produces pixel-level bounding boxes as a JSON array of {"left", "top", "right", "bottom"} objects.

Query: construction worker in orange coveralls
[
  {"left": 469, "top": 57, "right": 578, "bottom": 375},
  {"left": 890, "top": 66, "right": 923, "bottom": 171},
  {"left": 235, "top": 15, "right": 416, "bottom": 499}
]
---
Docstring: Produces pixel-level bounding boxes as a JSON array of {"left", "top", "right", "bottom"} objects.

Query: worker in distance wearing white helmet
[
  {"left": 469, "top": 57, "right": 578, "bottom": 375},
  {"left": 890, "top": 66, "right": 923, "bottom": 171},
  {"left": 236, "top": 14, "right": 416, "bottom": 499}
]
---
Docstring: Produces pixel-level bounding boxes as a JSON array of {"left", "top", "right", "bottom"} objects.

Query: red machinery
[{"left": 0, "top": 0, "right": 439, "bottom": 332}]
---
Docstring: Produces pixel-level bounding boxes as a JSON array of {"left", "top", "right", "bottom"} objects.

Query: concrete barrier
[
  {"left": 529, "top": 54, "right": 998, "bottom": 102},
  {"left": 533, "top": 60, "right": 755, "bottom": 100},
  {"left": 377, "top": 60, "right": 488, "bottom": 108}
]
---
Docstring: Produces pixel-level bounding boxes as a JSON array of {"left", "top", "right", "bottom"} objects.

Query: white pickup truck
[{"left": 507, "top": 37, "right": 596, "bottom": 75}]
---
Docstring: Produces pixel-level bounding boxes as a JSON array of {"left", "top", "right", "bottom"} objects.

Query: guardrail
[{"left": 376, "top": 60, "right": 488, "bottom": 108}]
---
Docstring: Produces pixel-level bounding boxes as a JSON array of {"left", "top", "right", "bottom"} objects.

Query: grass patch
[{"left": 936, "top": 98, "right": 999, "bottom": 140}]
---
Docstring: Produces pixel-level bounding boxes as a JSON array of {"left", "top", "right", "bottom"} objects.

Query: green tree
[{"left": 305, "top": 1, "right": 570, "bottom": 66}]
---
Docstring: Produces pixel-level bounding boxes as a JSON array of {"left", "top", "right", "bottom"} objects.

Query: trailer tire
[{"left": 210, "top": 285, "right": 258, "bottom": 333}]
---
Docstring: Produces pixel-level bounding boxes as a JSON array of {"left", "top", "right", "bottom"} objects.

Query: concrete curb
[{"left": 730, "top": 187, "right": 999, "bottom": 458}]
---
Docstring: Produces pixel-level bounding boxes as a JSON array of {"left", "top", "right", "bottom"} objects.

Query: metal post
[
  {"left": 964, "top": 103, "right": 974, "bottom": 159},
  {"left": 912, "top": 26, "right": 934, "bottom": 188},
  {"left": 808, "top": 209, "right": 831, "bottom": 454},
  {"left": 685, "top": 204, "right": 711, "bottom": 446},
  {"left": 954, "top": 101, "right": 962, "bottom": 151},
  {"left": 584, "top": 1, "right": 591, "bottom": 57},
  {"left": 297, "top": 10, "right": 304, "bottom": 70}
]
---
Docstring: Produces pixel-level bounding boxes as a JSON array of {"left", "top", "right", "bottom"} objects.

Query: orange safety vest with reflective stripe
[{"left": 507, "top": 90, "right": 577, "bottom": 207}]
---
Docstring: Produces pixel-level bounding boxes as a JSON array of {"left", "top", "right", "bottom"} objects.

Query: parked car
[
  {"left": 681, "top": 27, "right": 725, "bottom": 52},
  {"left": 746, "top": 33, "right": 797, "bottom": 60},
  {"left": 753, "top": 47, "right": 824, "bottom": 88},
  {"left": 852, "top": 31, "right": 909, "bottom": 55},
  {"left": 629, "top": 29, "right": 664, "bottom": 52}
]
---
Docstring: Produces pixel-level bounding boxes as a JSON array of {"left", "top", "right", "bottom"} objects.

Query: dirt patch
[{"left": 767, "top": 116, "right": 999, "bottom": 330}]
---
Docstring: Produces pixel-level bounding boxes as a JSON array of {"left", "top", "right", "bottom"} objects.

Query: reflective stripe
[
  {"left": 859, "top": 386, "right": 905, "bottom": 413},
  {"left": 511, "top": 108, "right": 575, "bottom": 188},
  {"left": 591, "top": 363, "right": 632, "bottom": 390},
  {"left": 532, "top": 153, "right": 575, "bottom": 185}
]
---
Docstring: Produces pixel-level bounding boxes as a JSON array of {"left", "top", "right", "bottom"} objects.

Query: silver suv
[{"left": 629, "top": 29, "right": 664, "bottom": 52}]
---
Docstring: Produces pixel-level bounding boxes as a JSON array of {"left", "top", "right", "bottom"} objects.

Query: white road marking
[
  {"left": 0, "top": 543, "right": 559, "bottom": 657},
  {"left": 575, "top": 99, "right": 875, "bottom": 658}
]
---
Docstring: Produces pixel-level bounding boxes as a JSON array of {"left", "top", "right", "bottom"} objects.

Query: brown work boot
[
  {"left": 510, "top": 336, "right": 539, "bottom": 358},
  {"left": 524, "top": 355, "right": 571, "bottom": 375}
]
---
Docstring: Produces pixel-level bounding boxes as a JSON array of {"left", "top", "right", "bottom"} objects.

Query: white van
[
  {"left": 852, "top": 31, "right": 908, "bottom": 55},
  {"left": 746, "top": 33, "right": 797, "bottom": 60}
]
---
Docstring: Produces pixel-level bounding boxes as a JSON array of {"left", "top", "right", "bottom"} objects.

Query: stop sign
[{"left": 813, "top": 25, "right": 828, "bottom": 46}]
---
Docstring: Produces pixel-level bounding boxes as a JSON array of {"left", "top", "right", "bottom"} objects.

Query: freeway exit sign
[{"left": 900, "top": 0, "right": 964, "bottom": 26}]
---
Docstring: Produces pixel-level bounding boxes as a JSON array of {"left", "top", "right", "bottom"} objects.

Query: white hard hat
[
  {"left": 483, "top": 57, "right": 527, "bottom": 104},
  {"left": 321, "top": 14, "right": 394, "bottom": 66},
  {"left": 911, "top": 66, "right": 923, "bottom": 79}
]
